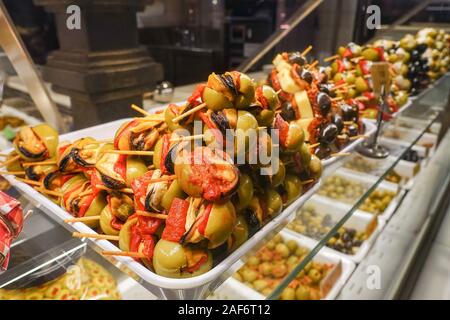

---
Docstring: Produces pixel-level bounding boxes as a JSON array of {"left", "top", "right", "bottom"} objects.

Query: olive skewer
[
  {"left": 301, "top": 45, "right": 313, "bottom": 56},
  {"left": 131, "top": 104, "right": 152, "bottom": 117},
  {"left": 172, "top": 102, "right": 207, "bottom": 123},
  {"left": 324, "top": 54, "right": 340, "bottom": 62}
]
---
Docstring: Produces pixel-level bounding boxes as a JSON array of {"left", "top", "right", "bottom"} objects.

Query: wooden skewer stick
[
  {"left": 0, "top": 171, "right": 26, "bottom": 176},
  {"left": 331, "top": 96, "right": 344, "bottom": 102},
  {"left": 170, "top": 134, "right": 204, "bottom": 143},
  {"left": 147, "top": 165, "right": 155, "bottom": 170},
  {"left": 308, "top": 60, "right": 319, "bottom": 70},
  {"left": 0, "top": 155, "right": 20, "bottom": 167},
  {"left": 349, "top": 135, "right": 368, "bottom": 141},
  {"left": 131, "top": 104, "right": 152, "bottom": 117},
  {"left": 275, "top": 89, "right": 282, "bottom": 95},
  {"left": 343, "top": 121, "right": 355, "bottom": 125},
  {"left": 355, "top": 96, "right": 369, "bottom": 101},
  {"left": 16, "top": 177, "right": 41, "bottom": 186},
  {"left": 72, "top": 232, "right": 119, "bottom": 241},
  {"left": 301, "top": 179, "right": 315, "bottom": 185},
  {"left": 309, "top": 142, "right": 320, "bottom": 149},
  {"left": 78, "top": 189, "right": 93, "bottom": 197},
  {"left": 136, "top": 210, "right": 168, "bottom": 220},
  {"left": 34, "top": 187, "right": 63, "bottom": 197},
  {"left": 337, "top": 134, "right": 348, "bottom": 139},
  {"left": 147, "top": 175, "right": 177, "bottom": 184},
  {"left": 332, "top": 83, "right": 355, "bottom": 91},
  {"left": 346, "top": 70, "right": 357, "bottom": 74},
  {"left": 301, "top": 45, "right": 313, "bottom": 57},
  {"left": 0, "top": 153, "right": 11, "bottom": 157},
  {"left": 172, "top": 102, "right": 207, "bottom": 123},
  {"left": 22, "top": 160, "right": 57, "bottom": 167},
  {"left": 89, "top": 139, "right": 114, "bottom": 144},
  {"left": 102, "top": 150, "right": 154, "bottom": 156},
  {"left": 102, "top": 251, "right": 146, "bottom": 259},
  {"left": 95, "top": 185, "right": 134, "bottom": 194},
  {"left": 65, "top": 215, "right": 100, "bottom": 223},
  {"left": 324, "top": 54, "right": 340, "bottom": 62},
  {"left": 330, "top": 152, "right": 351, "bottom": 157}
]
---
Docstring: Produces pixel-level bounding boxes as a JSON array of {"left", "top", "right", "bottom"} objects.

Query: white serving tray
[
  {"left": 318, "top": 168, "right": 404, "bottom": 221},
  {"left": 211, "top": 230, "right": 355, "bottom": 300},
  {"left": 3, "top": 118, "right": 321, "bottom": 297},
  {"left": 284, "top": 196, "right": 385, "bottom": 263}
]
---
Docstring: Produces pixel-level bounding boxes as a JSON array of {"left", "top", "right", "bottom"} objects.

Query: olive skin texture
[
  {"left": 153, "top": 240, "right": 213, "bottom": 278},
  {"left": 235, "top": 173, "right": 254, "bottom": 211},
  {"left": 282, "top": 175, "right": 303, "bottom": 206},
  {"left": 264, "top": 189, "right": 283, "bottom": 217},
  {"left": 99, "top": 204, "right": 120, "bottom": 236},
  {"left": 204, "top": 201, "right": 237, "bottom": 249},
  {"left": 119, "top": 216, "right": 138, "bottom": 252},
  {"left": 160, "top": 180, "right": 187, "bottom": 212}
]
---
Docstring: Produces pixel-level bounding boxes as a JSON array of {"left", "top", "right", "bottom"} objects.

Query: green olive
[
  {"left": 255, "top": 109, "right": 275, "bottom": 127},
  {"left": 283, "top": 174, "right": 303, "bottom": 206},
  {"left": 295, "top": 285, "right": 310, "bottom": 300},
  {"left": 333, "top": 73, "right": 343, "bottom": 82},
  {"left": 361, "top": 47, "right": 380, "bottom": 61},
  {"left": 345, "top": 73, "right": 356, "bottom": 84},
  {"left": 235, "top": 173, "right": 254, "bottom": 211},
  {"left": 355, "top": 77, "right": 369, "bottom": 92},
  {"left": 119, "top": 216, "right": 138, "bottom": 252},
  {"left": 270, "top": 161, "right": 286, "bottom": 187},
  {"left": 99, "top": 204, "right": 120, "bottom": 236},
  {"left": 160, "top": 180, "right": 186, "bottom": 212},
  {"left": 153, "top": 240, "right": 213, "bottom": 278},
  {"left": 275, "top": 243, "right": 290, "bottom": 258},
  {"left": 286, "top": 239, "right": 298, "bottom": 253},
  {"left": 264, "top": 189, "right": 283, "bottom": 217},
  {"left": 241, "top": 268, "right": 258, "bottom": 283},
  {"left": 202, "top": 87, "right": 233, "bottom": 111},
  {"left": 299, "top": 143, "right": 311, "bottom": 170},
  {"left": 31, "top": 124, "right": 59, "bottom": 158},
  {"left": 235, "top": 111, "right": 258, "bottom": 155},
  {"left": 281, "top": 287, "right": 296, "bottom": 300},
  {"left": 204, "top": 201, "right": 236, "bottom": 249},
  {"left": 253, "top": 279, "right": 269, "bottom": 292},
  {"left": 308, "top": 268, "right": 322, "bottom": 283},
  {"left": 152, "top": 137, "right": 163, "bottom": 169},
  {"left": 5, "top": 153, "right": 23, "bottom": 172},
  {"left": 309, "top": 155, "right": 323, "bottom": 180},
  {"left": 82, "top": 193, "right": 106, "bottom": 228},
  {"left": 230, "top": 215, "right": 249, "bottom": 250},
  {"left": 125, "top": 156, "right": 147, "bottom": 187},
  {"left": 164, "top": 106, "right": 186, "bottom": 132}
]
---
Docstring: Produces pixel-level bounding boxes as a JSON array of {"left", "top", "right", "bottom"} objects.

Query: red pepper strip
[
  {"left": 255, "top": 86, "right": 269, "bottom": 110},
  {"left": 184, "top": 254, "right": 208, "bottom": 273},
  {"left": 131, "top": 171, "right": 154, "bottom": 211},
  {"left": 342, "top": 47, "right": 353, "bottom": 59},
  {"left": 336, "top": 59, "right": 346, "bottom": 73},
  {"left": 160, "top": 134, "right": 171, "bottom": 175},
  {"left": 89, "top": 170, "right": 101, "bottom": 197},
  {"left": 114, "top": 119, "right": 140, "bottom": 149},
  {"left": 375, "top": 47, "right": 385, "bottom": 61},
  {"left": 134, "top": 214, "right": 162, "bottom": 235},
  {"left": 114, "top": 154, "right": 127, "bottom": 180},
  {"left": 141, "top": 235, "right": 155, "bottom": 260},
  {"left": 198, "top": 203, "right": 213, "bottom": 236},
  {"left": 229, "top": 71, "right": 241, "bottom": 91},
  {"left": 106, "top": 196, "right": 124, "bottom": 231},
  {"left": 363, "top": 91, "right": 375, "bottom": 100},
  {"left": 78, "top": 193, "right": 96, "bottom": 217},
  {"left": 161, "top": 198, "right": 190, "bottom": 242},
  {"left": 358, "top": 59, "right": 371, "bottom": 75},
  {"left": 198, "top": 112, "right": 224, "bottom": 146},
  {"left": 273, "top": 114, "right": 289, "bottom": 148},
  {"left": 188, "top": 83, "right": 206, "bottom": 103}
]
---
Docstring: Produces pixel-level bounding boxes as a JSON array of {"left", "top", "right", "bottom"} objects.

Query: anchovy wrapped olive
[
  {"left": 114, "top": 117, "right": 165, "bottom": 151},
  {"left": 57, "top": 138, "right": 99, "bottom": 172},
  {"left": 252, "top": 85, "right": 280, "bottom": 127},
  {"left": 13, "top": 124, "right": 58, "bottom": 161},
  {"left": 181, "top": 199, "right": 236, "bottom": 249},
  {"left": 174, "top": 146, "right": 239, "bottom": 201}
]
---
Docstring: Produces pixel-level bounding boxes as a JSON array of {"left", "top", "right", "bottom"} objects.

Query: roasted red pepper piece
[
  {"left": 188, "top": 84, "right": 206, "bottom": 103},
  {"left": 113, "top": 155, "right": 127, "bottom": 180},
  {"left": 273, "top": 114, "right": 289, "bottom": 148},
  {"left": 161, "top": 198, "right": 189, "bottom": 242},
  {"left": 197, "top": 203, "right": 213, "bottom": 236},
  {"left": 114, "top": 119, "right": 140, "bottom": 149}
]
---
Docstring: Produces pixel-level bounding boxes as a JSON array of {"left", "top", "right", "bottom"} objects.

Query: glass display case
[{"left": 1, "top": 0, "right": 450, "bottom": 301}]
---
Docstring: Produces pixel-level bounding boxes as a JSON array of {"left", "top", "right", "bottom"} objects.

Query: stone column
[{"left": 34, "top": 0, "right": 163, "bottom": 129}]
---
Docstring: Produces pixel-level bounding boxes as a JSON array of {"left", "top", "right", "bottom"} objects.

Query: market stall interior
[{"left": 0, "top": 0, "right": 450, "bottom": 300}]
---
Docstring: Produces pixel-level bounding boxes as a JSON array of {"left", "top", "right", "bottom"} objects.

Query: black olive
[
  {"left": 100, "top": 173, "right": 126, "bottom": 190},
  {"left": 18, "top": 146, "right": 46, "bottom": 160},
  {"left": 318, "top": 67, "right": 329, "bottom": 83},
  {"left": 347, "top": 125, "right": 359, "bottom": 136},
  {"left": 280, "top": 101, "right": 296, "bottom": 121},
  {"left": 211, "top": 111, "right": 230, "bottom": 137},
  {"left": 319, "top": 124, "right": 338, "bottom": 145},
  {"left": 219, "top": 74, "right": 238, "bottom": 97},
  {"left": 411, "top": 50, "right": 420, "bottom": 61},
  {"left": 25, "top": 166, "right": 40, "bottom": 181},
  {"left": 416, "top": 43, "right": 427, "bottom": 54},
  {"left": 340, "top": 103, "right": 358, "bottom": 121},
  {"left": 314, "top": 145, "right": 331, "bottom": 159},
  {"left": 288, "top": 52, "right": 307, "bottom": 66},
  {"left": 245, "top": 209, "right": 261, "bottom": 235},
  {"left": 300, "top": 69, "right": 313, "bottom": 84},
  {"left": 347, "top": 228, "right": 356, "bottom": 236},
  {"left": 332, "top": 113, "right": 344, "bottom": 132},
  {"left": 317, "top": 92, "right": 331, "bottom": 115}
]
